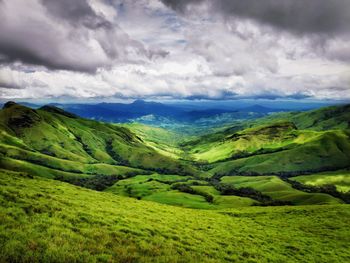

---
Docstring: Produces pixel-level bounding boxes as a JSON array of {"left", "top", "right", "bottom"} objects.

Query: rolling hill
[
  {"left": 0, "top": 102, "right": 196, "bottom": 178},
  {"left": 0, "top": 101, "right": 349, "bottom": 209},
  {"left": 1, "top": 101, "right": 350, "bottom": 262},
  {"left": 181, "top": 104, "right": 350, "bottom": 177}
]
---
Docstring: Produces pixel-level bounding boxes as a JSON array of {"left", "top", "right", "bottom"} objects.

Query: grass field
[
  {"left": 106, "top": 174, "right": 258, "bottom": 209},
  {"left": 122, "top": 123, "right": 186, "bottom": 159},
  {"left": 292, "top": 170, "right": 350, "bottom": 192},
  {"left": 1, "top": 169, "right": 350, "bottom": 262},
  {"left": 221, "top": 176, "right": 342, "bottom": 205}
]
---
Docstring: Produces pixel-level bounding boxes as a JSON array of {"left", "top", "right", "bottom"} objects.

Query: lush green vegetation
[
  {"left": 0, "top": 103, "right": 196, "bottom": 176},
  {"left": 220, "top": 176, "right": 342, "bottom": 205},
  {"left": 292, "top": 170, "right": 350, "bottom": 192},
  {"left": 105, "top": 174, "right": 255, "bottom": 209},
  {"left": 1, "top": 101, "right": 350, "bottom": 261},
  {"left": 1, "top": 170, "right": 350, "bottom": 262},
  {"left": 121, "top": 123, "right": 186, "bottom": 159},
  {"left": 1, "top": 102, "right": 349, "bottom": 209}
]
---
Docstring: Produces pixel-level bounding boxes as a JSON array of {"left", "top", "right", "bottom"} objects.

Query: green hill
[
  {"left": 238, "top": 103, "right": 350, "bottom": 132},
  {"left": 0, "top": 102, "right": 196, "bottom": 177},
  {"left": 0, "top": 102, "right": 349, "bottom": 209},
  {"left": 180, "top": 104, "right": 350, "bottom": 177},
  {"left": 1, "top": 169, "right": 349, "bottom": 262},
  {"left": 1, "top": 102, "right": 350, "bottom": 261},
  {"left": 220, "top": 176, "right": 341, "bottom": 205},
  {"left": 291, "top": 169, "right": 350, "bottom": 193},
  {"left": 210, "top": 128, "right": 350, "bottom": 176}
]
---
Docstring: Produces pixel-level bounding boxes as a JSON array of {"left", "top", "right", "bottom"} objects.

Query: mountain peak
[
  {"left": 39, "top": 105, "right": 78, "bottom": 118},
  {"left": 132, "top": 99, "right": 148, "bottom": 105},
  {"left": 3, "top": 101, "right": 17, "bottom": 109}
]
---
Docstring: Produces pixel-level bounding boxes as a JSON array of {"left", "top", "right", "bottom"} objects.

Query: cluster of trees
[
  {"left": 105, "top": 140, "right": 130, "bottom": 166},
  {"left": 56, "top": 174, "right": 129, "bottom": 191},
  {"left": 74, "top": 135, "right": 93, "bottom": 157},
  {"left": 171, "top": 184, "right": 214, "bottom": 203},
  {"left": 215, "top": 166, "right": 349, "bottom": 178},
  {"left": 21, "top": 158, "right": 83, "bottom": 174},
  {"left": 215, "top": 183, "right": 269, "bottom": 201},
  {"left": 214, "top": 183, "right": 292, "bottom": 206},
  {"left": 146, "top": 178, "right": 191, "bottom": 185},
  {"left": 285, "top": 178, "right": 350, "bottom": 204}
]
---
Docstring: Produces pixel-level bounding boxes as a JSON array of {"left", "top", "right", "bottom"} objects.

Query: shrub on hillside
[{"left": 171, "top": 184, "right": 214, "bottom": 203}]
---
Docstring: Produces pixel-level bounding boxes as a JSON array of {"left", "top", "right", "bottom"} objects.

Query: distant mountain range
[{"left": 0, "top": 99, "right": 289, "bottom": 124}]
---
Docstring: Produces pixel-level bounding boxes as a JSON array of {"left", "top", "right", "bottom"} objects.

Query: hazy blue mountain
[{"left": 42, "top": 100, "right": 283, "bottom": 123}]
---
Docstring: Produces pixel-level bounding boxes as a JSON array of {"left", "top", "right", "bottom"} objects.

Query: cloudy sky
[{"left": 0, "top": 0, "right": 349, "bottom": 101}]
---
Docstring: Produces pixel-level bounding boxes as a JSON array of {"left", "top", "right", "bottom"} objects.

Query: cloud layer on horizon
[{"left": 0, "top": 0, "right": 349, "bottom": 101}]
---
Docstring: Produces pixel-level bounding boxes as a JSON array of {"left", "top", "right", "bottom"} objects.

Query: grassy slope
[
  {"left": 188, "top": 122, "right": 300, "bottom": 163},
  {"left": 184, "top": 103, "right": 350, "bottom": 165},
  {"left": 1, "top": 169, "right": 350, "bottom": 263},
  {"left": 221, "top": 176, "right": 342, "bottom": 205},
  {"left": 0, "top": 103, "right": 196, "bottom": 176},
  {"left": 106, "top": 174, "right": 216, "bottom": 209},
  {"left": 106, "top": 174, "right": 255, "bottom": 209},
  {"left": 292, "top": 170, "right": 350, "bottom": 192},
  {"left": 1, "top": 102, "right": 349, "bottom": 210},
  {"left": 281, "top": 104, "right": 350, "bottom": 131},
  {"left": 0, "top": 143, "right": 144, "bottom": 178},
  {"left": 122, "top": 123, "right": 186, "bottom": 159},
  {"left": 239, "top": 104, "right": 350, "bottom": 132},
  {"left": 210, "top": 129, "right": 350, "bottom": 176}
]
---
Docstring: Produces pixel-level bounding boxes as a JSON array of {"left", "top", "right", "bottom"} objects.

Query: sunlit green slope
[
  {"left": 210, "top": 128, "right": 350, "bottom": 176},
  {"left": 0, "top": 102, "right": 196, "bottom": 176},
  {"left": 1, "top": 169, "right": 349, "bottom": 263},
  {"left": 221, "top": 176, "right": 341, "bottom": 205},
  {"left": 121, "top": 122, "right": 186, "bottom": 159},
  {"left": 1, "top": 102, "right": 349, "bottom": 209},
  {"left": 291, "top": 169, "right": 350, "bottom": 193},
  {"left": 180, "top": 104, "right": 350, "bottom": 176}
]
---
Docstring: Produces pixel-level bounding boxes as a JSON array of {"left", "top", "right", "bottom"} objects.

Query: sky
[{"left": 0, "top": 0, "right": 350, "bottom": 101}]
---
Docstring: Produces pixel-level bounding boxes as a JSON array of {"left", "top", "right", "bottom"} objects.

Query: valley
[{"left": 0, "top": 100, "right": 350, "bottom": 262}]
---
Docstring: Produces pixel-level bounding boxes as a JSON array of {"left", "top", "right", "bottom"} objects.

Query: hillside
[
  {"left": 1, "top": 169, "right": 349, "bottom": 262},
  {"left": 0, "top": 102, "right": 196, "bottom": 178},
  {"left": 246, "top": 103, "right": 350, "bottom": 131},
  {"left": 181, "top": 105, "right": 350, "bottom": 176},
  {"left": 0, "top": 102, "right": 349, "bottom": 209}
]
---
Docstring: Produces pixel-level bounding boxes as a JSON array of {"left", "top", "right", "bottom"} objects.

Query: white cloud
[{"left": 0, "top": 0, "right": 349, "bottom": 101}]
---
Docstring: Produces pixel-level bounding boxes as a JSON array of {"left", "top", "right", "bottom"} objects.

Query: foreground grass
[{"left": 1, "top": 169, "right": 349, "bottom": 262}]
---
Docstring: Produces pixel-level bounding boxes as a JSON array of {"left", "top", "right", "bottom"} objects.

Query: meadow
[{"left": 1, "top": 169, "right": 349, "bottom": 263}]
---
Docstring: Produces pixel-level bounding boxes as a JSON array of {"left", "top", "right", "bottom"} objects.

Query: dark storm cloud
[
  {"left": 0, "top": 40, "right": 95, "bottom": 73},
  {"left": 161, "top": 0, "right": 350, "bottom": 35},
  {"left": 0, "top": 0, "right": 149, "bottom": 72},
  {"left": 0, "top": 80, "right": 23, "bottom": 89},
  {"left": 41, "top": 0, "right": 112, "bottom": 29}
]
